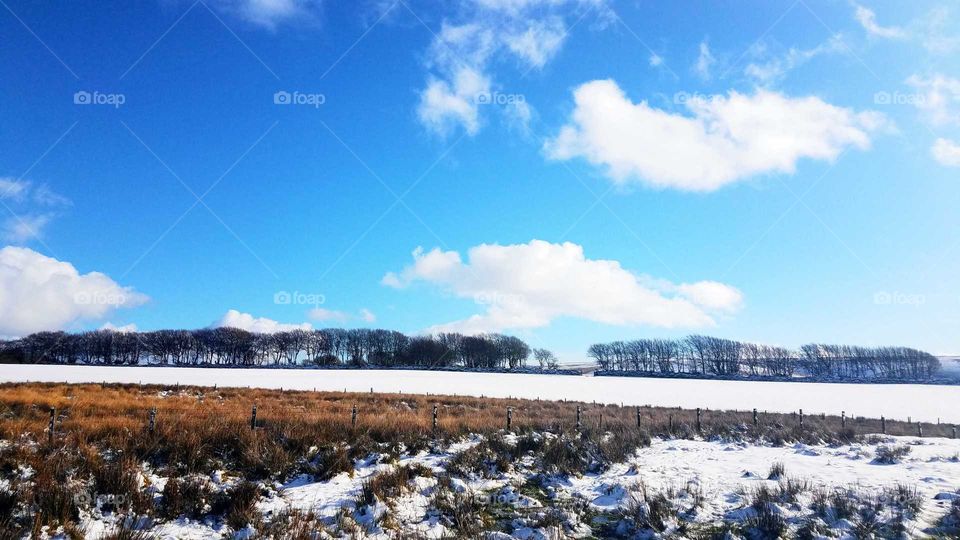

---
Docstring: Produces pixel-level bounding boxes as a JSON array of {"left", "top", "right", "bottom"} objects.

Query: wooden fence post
[
  {"left": 506, "top": 407, "right": 513, "bottom": 431},
  {"left": 48, "top": 407, "right": 55, "bottom": 446},
  {"left": 432, "top": 404, "right": 438, "bottom": 433},
  {"left": 250, "top": 405, "right": 257, "bottom": 430},
  {"left": 351, "top": 405, "right": 357, "bottom": 428},
  {"left": 752, "top": 408, "right": 758, "bottom": 427},
  {"left": 636, "top": 407, "right": 641, "bottom": 429},
  {"left": 952, "top": 426, "right": 957, "bottom": 439},
  {"left": 918, "top": 423, "right": 923, "bottom": 437},
  {"left": 576, "top": 406, "right": 581, "bottom": 431},
  {"left": 799, "top": 409, "right": 803, "bottom": 428},
  {"left": 696, "top": 408, "right": 702, "bottom": 433},
  {"left": 148, "top": 408, "right": 156, "bottom": 434},
  {"left": 881, "top": 416, "right": 886, "bottom": 434},
  {"left": 841, "top": 411, "right": 845, "bottom": 428},
  {"left": 668, "top": 414, "right": 673, "bottom": 432}
]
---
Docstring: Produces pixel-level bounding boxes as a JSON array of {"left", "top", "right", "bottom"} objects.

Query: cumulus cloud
[
  {"left": 906, "top": 74, "right": 960, "bottom": 126},
  {"left": 932, "top": 138, "right": 960, "bottom": 167},
  {"left": 0, "top": 246, "right": 148, "bottom": 337},
  {"left": 417, "top": 0, "right": 607, "bottom": 136},
  {"left": 215, "top": 309, "right": 312, "bottom": 333},
  {"left": 854, "top": 4, "right": 906, "bottom": 39},
  {"left": 383, "top": 240, "right": 742, "bottom": 334},
  {"left": 544, "top": 80, "right": 886, "bottom": 191}
]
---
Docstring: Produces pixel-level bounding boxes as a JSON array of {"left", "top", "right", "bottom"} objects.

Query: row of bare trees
[
  {"left": 588, "top": 335, "right": 940, "bottom": 380},
  {"left": 0, "top": 328, "right": 537, "bottom": 371}
]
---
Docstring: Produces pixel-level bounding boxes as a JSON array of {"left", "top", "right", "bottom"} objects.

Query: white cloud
[
  {"left": 383, "top": 240, "right": 742, "bottom": 334},
  {"left": 694, "top": 40, "right": 715, "bottom": 80},
  {"left": 854, "top": 4, "right": 906, "bottom": 39},
  {"left": 0, "top": 178, "right": 29, "bottom": 200},
  {"left": 932, "top": 138, "right": 960, "bottom": 167},
  {"left": 359, "top": 308, "right": 377, "bottom": 323},
  {"left": 417, "top": 67, "right": 491, "bottom": 136},
  {"left": 0, "top": 179, "right": 70, "bottom": 244},
  {"left": 207, "top": 0, "right": 322, "bottom": 29},
  {"left": 215, "top": 309, "right": 312, "bottom": 333},
  {"left": 306, "top": 307, "right": 350, "bottom": 323},
  {"left": 2, "top": 214, "right": 53, "bottom": 243},
  {"left": 677, "top": 281, "right": 744, "bottom": 313},
  {"left": 417, "top": 0, "right": 607, "bottom": 136},
  {"left": 0, "top": 246, "right": 148, "bottom": 337},
  {"left": 906, "top": 74, "right": 960, "bottom": 126},
  {"left": 648, "top": 53, "right": 663, "bottom": 67},
  {"left": 918, "top": 7, "right": 960, "bottom": 54},
  {"left": 744, "top": 35, "right": 846, "bottom": 85},
  {"left": 101, "top": 322, "right": 138, "bottom": 332},
  {"left": 544, "top": 80, "right": 885, "bottom": 191},
  {"left": 502, "top": 18, "right": 567, "bottom": 69}
]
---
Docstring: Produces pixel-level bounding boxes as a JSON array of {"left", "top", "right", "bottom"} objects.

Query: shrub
[
  {"left": 767, "top": 461, "right": 785, "bottom": 480},
  {"left": 873, "top": 445, "right": 911, "bottom": 464}
]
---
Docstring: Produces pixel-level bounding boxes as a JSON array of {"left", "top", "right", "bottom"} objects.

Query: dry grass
[{"left": 0, "top": 381, "right": 954, "bottom": 535}]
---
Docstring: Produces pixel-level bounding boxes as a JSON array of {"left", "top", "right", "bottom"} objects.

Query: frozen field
[{"left": 3, "top": 364, "right": 959, "bottom": 423}]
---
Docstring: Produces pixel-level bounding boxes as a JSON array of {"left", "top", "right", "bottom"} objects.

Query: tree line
[
  {"left": 0, "top": 328, "right": 556, "bottom": 371},
  {"left": 588, "top": 335, "right": 941, "bottom": 380}
]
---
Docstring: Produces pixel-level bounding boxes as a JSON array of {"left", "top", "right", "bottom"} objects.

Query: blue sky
[{"left": 1, "top": 0, "right": 959, "bottom": 360}]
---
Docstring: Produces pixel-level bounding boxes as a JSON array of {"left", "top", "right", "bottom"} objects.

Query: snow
[
  {"left": 559, "top": 435, "right": 960, "bottom": 533},
  {"left": 4, "top": 364, "right": 960, "bottom": 423}
]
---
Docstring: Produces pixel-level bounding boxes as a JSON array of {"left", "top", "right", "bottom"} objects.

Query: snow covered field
[
  {"left": 4, "top": 364, "right": 959, "bottom": 423},
  {"left": 72, "top": 434, "right": 960, "bottom": 539}
]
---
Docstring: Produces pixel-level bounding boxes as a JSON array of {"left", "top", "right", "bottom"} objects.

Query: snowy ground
[
  {"left": 65, "top": 434, "right": 960, "bottom": 539},
  {"left": 4, "top": 364, "right": 960, "bottom": 423}
]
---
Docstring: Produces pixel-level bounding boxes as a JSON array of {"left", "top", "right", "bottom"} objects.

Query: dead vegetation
[{"left": 0, "top": 381, "right": 952, "bottom": 536}]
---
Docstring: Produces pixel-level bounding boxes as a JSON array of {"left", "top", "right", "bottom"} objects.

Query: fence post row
[{"left": 48, "top": 407, "right": 55, "bottom": 445}]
